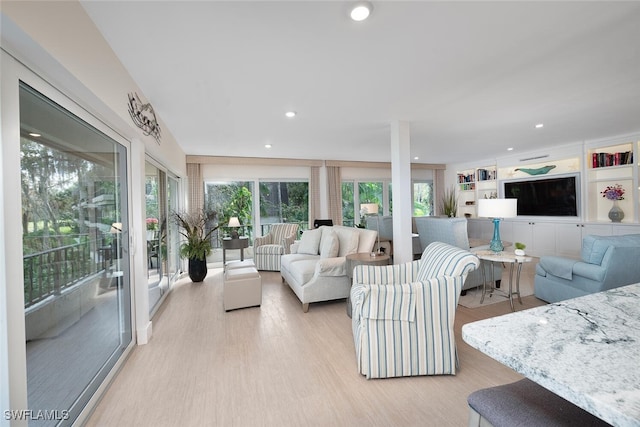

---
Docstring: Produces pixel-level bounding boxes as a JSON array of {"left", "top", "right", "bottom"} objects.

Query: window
[
  {"left": 414, "top": 182, "right": 434, "bottom": 216},
  {"left": 343, "top": 179, "right": 434, "bottom": 225},
  {"left": 205, "top": 181, "right": 254, "bottom": 244},
  {"left": 259, "top": 181, "right": 308, "bottom": 235},
  {"left": 20, "top": 82, "right": 131, "bottom": 425},
  {"left": 342, "top": 180, "right": 386, "bottom": 226}
]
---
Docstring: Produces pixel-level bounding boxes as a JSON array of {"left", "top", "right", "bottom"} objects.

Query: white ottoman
[
  {"left": 225, "top": 259, "right": 256, "bottom": 271},
  {"left": 224, "top": 266, "right": 262, "bottom": 311}
]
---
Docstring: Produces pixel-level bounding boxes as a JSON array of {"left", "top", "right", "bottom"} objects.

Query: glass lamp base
[{"left": 489, "top": 218, "right": 504, "bottom": 253}]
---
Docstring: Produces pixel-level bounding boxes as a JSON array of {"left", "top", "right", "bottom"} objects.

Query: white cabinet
[
  {"left": 612, "top": 224, "right": 640, "bottom": 235},
  {"left": 555, "top": 223, "right": 612, "bottom": 258},
  {"left": 554, "top": 223, "right": 583, "bottom": 258},
  {"left": 501, "top": 220, "right": 558, "bottom": 257}
]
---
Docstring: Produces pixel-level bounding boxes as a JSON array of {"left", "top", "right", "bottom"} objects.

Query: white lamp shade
[
  {"left": 477, "top": 199, "right": 518, "bottom": 219},
  {"left": 360, "top": 203, "right": 379, "bottom": 215},
  {"left": 228, "top": 217, "right": 241, "bottom": 227}
]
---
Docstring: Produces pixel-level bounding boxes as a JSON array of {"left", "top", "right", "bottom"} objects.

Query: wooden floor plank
[{"left": 86, "top": 266, "right": 546, "bottom": 427}]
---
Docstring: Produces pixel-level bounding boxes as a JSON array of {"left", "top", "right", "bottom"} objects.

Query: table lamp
[
  {"left": 360, "top": 203, "right": 382, "bottom": 256},
  {"left": 228, "top": 217, "right": 241, "bottom": 239},
  {"left": 477, "top": 199, "right": 517, "bottom": 253}
]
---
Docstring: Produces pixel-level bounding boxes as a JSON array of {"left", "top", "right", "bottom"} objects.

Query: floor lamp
[
  {"left": 477, "top": 199, "right": 518, "bottom": 253},
  {"left": 360, "top": 203, "right": 382, "bottom": 256}
]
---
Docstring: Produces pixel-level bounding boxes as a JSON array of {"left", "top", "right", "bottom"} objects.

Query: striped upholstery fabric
[
  {"left": 351, "top": 242, "right": 479, "bottom": 379},
  {"left": 254, "top": 223, "right": 299, "bottom": 271},
  {"left": 416, "top": 241, "right": 479, "bottom": 280}
]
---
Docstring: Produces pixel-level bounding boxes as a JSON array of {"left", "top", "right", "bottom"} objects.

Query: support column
[{"left": 391, "top": 121, "right": 413, "bottom": 264}]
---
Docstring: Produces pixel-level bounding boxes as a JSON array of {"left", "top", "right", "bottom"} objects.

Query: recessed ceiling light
[
  {"left": 414, "top": 156, "right": 419, "bottom": 160},
  {"left": 350, "top": 2, "right": 373, "bottom": 21},
  {"left": 265, "top": 144, "right": 272, "bottom": 149},
  {"left": 285, "top": 111, "right": 296, "bottom": 118},
  {"left": 535, "top": 123, "right": 544, "bottom": 129},
  {"left": 507, "top": 147, "right": 514, "bottom": 151},
  {"left": 29, "top": 132, "right": 41, "bottom": 137}
]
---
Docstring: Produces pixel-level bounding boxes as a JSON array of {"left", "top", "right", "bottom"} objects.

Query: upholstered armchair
[
  {"left": 535, "top": 234, "right": 640, "bottom": 303},
  {"left": 350, "top": 242, "right": 479, "bottom": 379},
  {"left": 414, "top": 216, "right": 502, "bottom": 291},
  {"left": 253, "top": 223, "right": 299, "bottom": 271}
]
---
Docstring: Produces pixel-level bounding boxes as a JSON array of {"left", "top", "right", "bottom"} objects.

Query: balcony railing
[{"left": 23, "top": 239, "right": 98, "bottom": 308}]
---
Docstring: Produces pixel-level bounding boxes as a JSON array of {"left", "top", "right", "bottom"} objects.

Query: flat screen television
[{"left": 502, "top": 174, "right": 579, "bottom": 217}]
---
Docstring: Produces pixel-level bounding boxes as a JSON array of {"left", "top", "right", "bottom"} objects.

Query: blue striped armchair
[
  {"left": 350, "top": 242, "right": 479, "bottom": 379},
  {"left": 253, "top": 223, "right": 299, "bottom": 271}
]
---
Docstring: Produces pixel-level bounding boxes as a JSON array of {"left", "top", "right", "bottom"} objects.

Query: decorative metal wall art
[
  {"left": 127, "top": 92, "right": 161, "bottom": 143},
  {"left": 514, "top": 165, "right": 556, "bottom": 175}
]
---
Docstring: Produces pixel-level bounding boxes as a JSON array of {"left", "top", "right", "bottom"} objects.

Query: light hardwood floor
[{"left": 86, "top": 267, "right": 546, "bottom": 427}]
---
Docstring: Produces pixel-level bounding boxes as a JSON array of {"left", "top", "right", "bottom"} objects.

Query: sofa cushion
[
  {"left": 287, "top": 259, "right": 318, "bottom": 285},
  {"left": 333, "top": 226, "right": 359, "bottom": 257},
  {"left": 320, "top": 230, "right": 339, "bottom": 258},
  {"left": 281, "top": 253, "right": 319, "bottom": 271},
  {"left": 581, "top": 235, "right": 617, "bottom": 265},
  {"left": 316, "top": 257, "right": 347, "bottom": 276},
  {"left": 298, "top": 228, "right": 322, "bottom": 255}
]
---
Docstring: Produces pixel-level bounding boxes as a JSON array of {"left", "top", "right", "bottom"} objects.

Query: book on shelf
[
  {"left": 476, "top": 168, "right": 496, "bottom": 181},
  {"left": 457, "top": 173, "right": 475, "bottom": 183},
  {"left": 591, "top": 151, "right": 633, "bottom": 168}
]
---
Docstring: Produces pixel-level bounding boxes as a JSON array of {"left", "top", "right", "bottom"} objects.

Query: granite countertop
[{"left": 462, "top": 283, "right": 640, "bottom": 427}]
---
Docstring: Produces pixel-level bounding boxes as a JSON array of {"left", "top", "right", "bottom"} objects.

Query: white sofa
[{"left": 281, "top": 225, "right": 377, "bottom": 312}]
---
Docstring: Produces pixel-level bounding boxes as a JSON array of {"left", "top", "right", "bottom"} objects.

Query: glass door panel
[
  {"left": 145, "top": 162, "right": 165, "bottom": 312},
  {"left": 20, "top": 82, "right": 131, "bottom": 426},
  {"left": 166, "top": 175, "right": 181, "bottom": 284}
]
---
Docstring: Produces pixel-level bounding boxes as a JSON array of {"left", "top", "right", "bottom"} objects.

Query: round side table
[{"left": 345, "top": 252, "right": 390, "bottom": 317}]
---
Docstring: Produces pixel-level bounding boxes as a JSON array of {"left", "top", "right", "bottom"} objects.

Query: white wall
[{"left": 1, "top": 2, "right": 186, "bottom": 178}]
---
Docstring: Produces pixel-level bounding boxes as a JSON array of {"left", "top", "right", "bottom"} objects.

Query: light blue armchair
[
  {"left": 414, "top": 216, "right": 502, "bottom": 292},
  {"left": 534, "top": 234, "right": 640, "bottom": 303}
]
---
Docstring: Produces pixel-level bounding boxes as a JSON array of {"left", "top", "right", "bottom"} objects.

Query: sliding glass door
[
  {"left": 146, "top": 160, "right": 181, "bottom": 314},
  {"left": 20, "top": 82, "right": 132, "bottom": 425}
]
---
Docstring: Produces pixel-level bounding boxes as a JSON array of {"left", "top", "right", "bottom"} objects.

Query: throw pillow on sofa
[
  {"left": 333, "top": 226, "right": 359, "bottom": 257},
  {"left": 320, "top": 230, "right": 339, "bottom": 258},
  {"left": 298, "top": 228, "right": 322, "bottom": 255}
]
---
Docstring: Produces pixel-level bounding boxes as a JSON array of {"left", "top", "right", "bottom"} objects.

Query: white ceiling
[{"left": 81, "top": 1, "right": 640, "bottom": 165}]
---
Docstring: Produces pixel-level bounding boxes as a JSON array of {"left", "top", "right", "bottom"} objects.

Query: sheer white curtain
[
  {"left": 326, "top": 166, "right": 343, "bottom": 225},
  {"left": 187, "top": 162, "right": 203, "bottom": 214},
  {"left": 309, "top": 166, "right": 321, "bottom": 228}
]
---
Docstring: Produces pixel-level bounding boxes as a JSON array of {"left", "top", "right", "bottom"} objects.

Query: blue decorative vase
[{"left": 608, "top": 200, "right": 624, "bottom": 223}]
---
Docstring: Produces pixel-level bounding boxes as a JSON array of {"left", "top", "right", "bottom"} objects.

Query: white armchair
[
  {"left": 351, "top": 242, "right": 479, "bottom": 379},
  {"left": 253, "top": 223, "right": 299, "bottom": 271}
]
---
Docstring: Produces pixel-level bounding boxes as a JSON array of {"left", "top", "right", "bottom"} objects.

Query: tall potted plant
[
  {"left": 172, "top": 209, "right": 219, "bottom": 282},
  {"left": 440, "top": 186, "right": 458, "bottom": 218}
]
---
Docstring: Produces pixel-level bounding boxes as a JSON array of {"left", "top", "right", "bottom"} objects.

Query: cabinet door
[
  {"left": 555, "top": 224, "right": 583, "bottom": 258},
  {"left": 508, "top": 222, "right": 533, "bottom": 252},
  {"left": 582, "top": 224, "right": 613, "bottom": 237},
  {"left": 611, "top": 224, "right": 640, "bottom": 235},
  {"left": 531, "top": 222, "right": 556, "bottom": 256}
]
